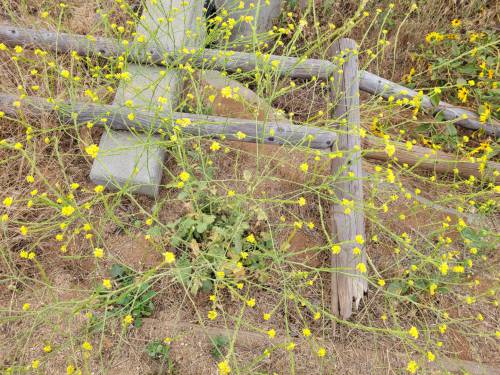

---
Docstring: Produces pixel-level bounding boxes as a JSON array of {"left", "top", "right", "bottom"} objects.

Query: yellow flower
[
  {"left": 218, "top": 360, "right": 231, "bottom": 375},
  {"left": 298, "top": 197, "right": 306, "bottom": 206},
  {"left": 246, "top": 298, "right": 256, "bottom": 307},
  {"left": 175, "top": 117, "right": 191, "bottom": 127},
  {"left": 3, "top": 196, "right": 13, "bottom": 207},
  {"left": 439, "top": 324, "right": 447, "bottom": 334},
  {"left": 102, "top": 279, "right": 112, "bottom": 289},
  {"left": 465, "top": 295, "right": 475, "bottom": 304},
  {"left": 267, "top": 328, "right": 276, "bottom": 338},
  {"left": 93, "top": 248, "right": 104, "bottom": 258},
  {"left": 263, "top": 313, "right": 271, "bottom": 321},
  {"left": 227, "top": 190, "right": 235, "bottom": 197},
  {"left": 22, "top": 303, "right": 30, "bottom": 311},
  {"left": 122, "top": 314, "right": 134, "bottom": 326},
  {"left": 43, "top": 344, "right": 52, "bottom": 353},
  {"left": 317, "top": 347, "right": 326, "bottom": 357},
  {"left": 60, "top": 69, "right": 70, "bottom": 78},
  {"left": 427, "top": 351, "right": 435, "bottom": 362},
  {"left": 355, "top": 234, "right": 364, "bottom": 245},
  {"left": 235, "top": 131, "right": 246, "bottom": 140},
  {"left": 286, "top": 341, "right": 296, "bottom": 351},
  {"left": 66, "top": 365, "right": 75, "bottom": 374},
  {"left": 210, "top": 141, "right": 221, "bottom": 151},
  {"left": 179, "top": 171, "right": 190, "bottom": 182},
  {"left": 302, "top": 328, "right": 311, "bottom": 337},
  {"left": 208, "top": 310, "right": 218, "bottom": 320},
  {"left": 163, "top": 251, "right": 176, "bottom": 264},
  {"left": 331, "top": 245, "right": 341, "bottom": 254},
  {"left": 429, "top": 283, "right": 438, "bottom": 295},
  {"left": 82, "top": 341, "right": 93, "bottom": 351},
  {"left": 20, "top": 226, "right": 28, "bottom": 235},
  {"left": 94, "top": 185, "right": 104, "bottom": 193},
  {"left": 385, "top": 142, "right": 396, "bottom": 157},
  {"left": 127, "top": 112, "right": 135, "bottom": 121},
  {"left": 451, "top": 18, "right": 461, "bottom": 27},
  {"left": 408, "top": 326, "right": 419, "bottom": 339},
  {"left": 356, "top": 262, "right": 367, "bottom": 273},
  {"left": 31, "top": 360, "right": 40, "bottom": 369},
  {"left": 61, "top": 205, "right": 75, "bottom": 216},
  {"left": 246, "top": 233, "right": 256, "bottom": 244},
  {"left": 439, "top": 262, "right": 448, "bottom": 275},
  {"left": 299, "top": 163, "right": 308, "bottom": 172},
  {"left": 457, "top": 87, "right": 468, "bottom": 103},
  {"left": 220, "top": 86, "right": 232, "bottom": 98},
  {"left": 377, "top": 279, "right": 385, "bottom": 287},
  {"left": 406, "top": 360, "right": 418, "bottom": 374},
  {"left": 85, "top": 144, "right": 99, "bottom": 159}
]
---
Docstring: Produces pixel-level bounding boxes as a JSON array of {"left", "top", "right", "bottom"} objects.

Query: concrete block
[
  {"left": 89, "top": 0, "right": 205, "bottom": 198},
  {"left": 89, "top": 131, "right": 165, "bottom": 197},
  {"left": 89, "top": 67, "right": 180, "bottom": 198}
]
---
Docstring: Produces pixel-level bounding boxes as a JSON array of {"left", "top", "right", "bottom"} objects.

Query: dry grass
[{"left": 0, "top": 0, "right": 498, "bottom": 374}]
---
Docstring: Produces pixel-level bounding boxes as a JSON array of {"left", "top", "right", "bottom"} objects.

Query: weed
[
  {"left": 146, "top": 340, "right": 175, "bottom": 374},
  {"left": 0, "top": 1, "right": 498, "bottom": 374},
  {"left": 209, "top": 335, "right": 229, "bottom": 360}
]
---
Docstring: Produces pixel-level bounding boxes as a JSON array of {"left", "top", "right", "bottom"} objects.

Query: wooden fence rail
[
  {"left": 0, "top": 93, "right": 337, "bottom": 149},
  {"left": 0, "top": 25, "right": 498, "bottom": 136}
]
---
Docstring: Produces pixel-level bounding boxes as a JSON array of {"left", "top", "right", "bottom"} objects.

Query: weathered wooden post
[
  {"left": 328, "top": 39, "right": 367, "bottom": 319},
  {"left": 214, "top": 0, "right": 281, "bottom": 44},
  {"left": 89, "top": 0, "right": 204, "bottom": 197}
]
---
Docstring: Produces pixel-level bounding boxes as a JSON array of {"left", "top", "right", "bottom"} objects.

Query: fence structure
[{"left": 2, "top": 0, "right": 497, "bottom": 320}]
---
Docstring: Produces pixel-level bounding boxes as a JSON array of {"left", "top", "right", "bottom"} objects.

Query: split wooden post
[
  {"left": 328, "top": 39, "right": 367, "bottom": 319},
  {"left": 214, "top": 0, "right": 282, "bottom": 44}
]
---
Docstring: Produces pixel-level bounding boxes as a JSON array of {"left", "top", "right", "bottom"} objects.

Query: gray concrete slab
[{"left": 89, "top": 0, "right": 205, "bottom": 198}]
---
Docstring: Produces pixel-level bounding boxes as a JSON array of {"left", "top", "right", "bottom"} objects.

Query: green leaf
[
  {"left": 175, "top": 254, "right": 192, "bottom": 285},
  {"left": 146, "top": 225, "right": 163, "bottom": 237},
  {"left": 110, "top": 264, "right": 127, "bottom": 279},
  {"left": 457, "top": 64, "right": 476, "bottom": 75},
  {"left": 196, "top": 214, "right": 215, "bottom": 233},
  {"left": 430, "top": 93, "right": 441, "bottom": 107},
  {"left": 414, "top": 279, "right": 428, "bottom": 290},
  {"left": 460, "top": 227, "right": 488, "bottom": 248},
  {"left": 434, "top": 112, "right": 446, "bottom": 122},
  {"left": 386, "top": 281, "right": 408, "bottom": 296},
  {"left": 146, "top": 340, "right": 170, "bottom": 360},
  {"left": 445, "top": 123, "right": 458, "bottom": 138}
]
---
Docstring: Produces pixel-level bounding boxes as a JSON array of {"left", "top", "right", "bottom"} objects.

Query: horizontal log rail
[
  {"left": 363, "top": 135, "right": 500, "bottom": 183},
  {"left": 141, "top": 318, "right": 500, "bottom": 375},
  {"left": 0, "top": 25, "right": 498, "bottom": 136},
  {"left": 0, "top": 93, "right": 336, "bottom": 149},
  {"left": 1, "top": 92, "right": 497, "bottom": 181}
]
